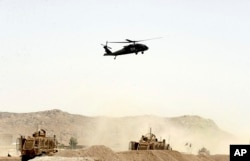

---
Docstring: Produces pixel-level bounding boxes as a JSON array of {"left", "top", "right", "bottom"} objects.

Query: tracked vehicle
[
  {"left": 129, "top": 128, "right": 171, "bottom": 150},
  {"left": 17, "top": 129, "right": 58, "bottom": 161}
]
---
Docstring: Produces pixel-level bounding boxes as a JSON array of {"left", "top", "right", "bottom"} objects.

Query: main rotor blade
[
  {"left": 125, "top": 39, "right": 134, "bottom": 42},
  {"left": 108, "top": 41, "right": 131, "bottom": 43},
  {"left": 133, "top": 37, "right": 162, "bottom": 42},
  {"left": 109, "top": 37, "right": 162, "bottom": 43}
]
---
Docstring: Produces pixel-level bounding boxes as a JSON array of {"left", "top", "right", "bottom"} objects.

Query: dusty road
[{"left": 0, "top": 145, "right": 229, "bottom": 161}]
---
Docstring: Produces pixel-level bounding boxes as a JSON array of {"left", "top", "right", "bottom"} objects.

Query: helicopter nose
[{"left": 145, "top": 45, "right": 149, "bottom": 50}]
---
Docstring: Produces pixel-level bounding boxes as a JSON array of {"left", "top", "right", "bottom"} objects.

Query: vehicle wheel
[{"left": 21, "top": 155, "right": 28, "bottom": 161}]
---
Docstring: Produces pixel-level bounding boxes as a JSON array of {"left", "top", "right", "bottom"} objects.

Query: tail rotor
[
  {"left": 102, "top": 41, "right": 112, "bottom": 55},
  {"left": 101, "top": 41, "right": 112, "bottom": 49}
]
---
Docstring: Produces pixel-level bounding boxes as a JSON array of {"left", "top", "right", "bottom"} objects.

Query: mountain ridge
[{"left": 0, "top": 109, "right": 234, "bottom": 154}]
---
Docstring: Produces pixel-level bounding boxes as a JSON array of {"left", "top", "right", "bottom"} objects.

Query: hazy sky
[{"left": 0, "top": 0, "right": 249, "bottom": 135}]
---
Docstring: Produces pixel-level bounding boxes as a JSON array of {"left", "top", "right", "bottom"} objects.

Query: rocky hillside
[{"left": 0, "top": 109, "right": 234, "bottom": 154}]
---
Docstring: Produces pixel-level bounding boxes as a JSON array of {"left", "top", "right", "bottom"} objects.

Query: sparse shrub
[
  {"left": 58, "top": 143, "right": 65, "bottom": 149},
  {"left": 198, "top": 147, "right": 210, "bottom": 155},
  {"left": 69, "top": 137, "right": 78, "bottom": 149}
]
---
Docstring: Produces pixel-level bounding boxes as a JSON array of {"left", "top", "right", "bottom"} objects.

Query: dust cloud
[{"left": 74, "top": 115, "right": 236, "bottom": 154}]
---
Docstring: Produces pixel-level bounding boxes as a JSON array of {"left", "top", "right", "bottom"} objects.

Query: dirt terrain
[
  {"left": 0, "top": 145, "right": 229, "bottom": 161},
  {"left": 0, "top": 109, "right": 237, "bottom": 154},
  {"left": 0, "top": 109, "right": 235, "bottom": 160}
]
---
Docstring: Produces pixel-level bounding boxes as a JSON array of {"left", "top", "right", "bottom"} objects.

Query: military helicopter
[{"left": 102, "top": 38, "right": 161, "bottom": 59}]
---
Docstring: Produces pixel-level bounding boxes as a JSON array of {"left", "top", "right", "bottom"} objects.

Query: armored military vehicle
[
  {"left": 17, "top": 129, "right": 58, "bottom": 161},
  {"left": 129, "top": 128, "right": 171, "bottom": 150}
]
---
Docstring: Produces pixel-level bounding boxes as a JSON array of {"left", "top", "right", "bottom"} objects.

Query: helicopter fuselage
[{"left": 104, "top": 43, "right": 148, "bottom": 57}]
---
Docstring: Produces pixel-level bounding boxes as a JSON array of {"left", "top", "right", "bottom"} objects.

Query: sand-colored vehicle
[
  {"left": 129, "top": 129, "right": 171, "bottom": 150},
  {"left": 17, "top": 129, "right": 58, "bottom": 161}
]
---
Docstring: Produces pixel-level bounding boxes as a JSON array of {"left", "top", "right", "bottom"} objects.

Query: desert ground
[
  {"left": 0, "top": 110, "right": 235, "bottom": 161},
  {"left": 0, "top": 110, "right": 237, "bottom": 154},
  {"left": 0, "top": 145, "right": 229, "bottom": 161}
]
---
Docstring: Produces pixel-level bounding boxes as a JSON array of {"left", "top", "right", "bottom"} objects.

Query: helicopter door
[{"left": 130, "top": 47, "right": 136, "bottom": 52}]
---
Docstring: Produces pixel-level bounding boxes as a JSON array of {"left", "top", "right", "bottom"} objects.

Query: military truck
[
  {"left": 129, "top": 128, "right": 171, "bottom": 150},
  {"left": 17, "top": 129, "right": 58, "bottom": 161}
]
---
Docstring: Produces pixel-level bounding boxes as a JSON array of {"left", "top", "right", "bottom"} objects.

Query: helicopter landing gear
[
  {"left": 141, "top": 51, "right": 144, "bottom": 54},
  {"left": 114, "top": 56, "right": 117, "bottom": 59},
  {"left": 135, "top": 52, "right": 138, "bottom": 55}
]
